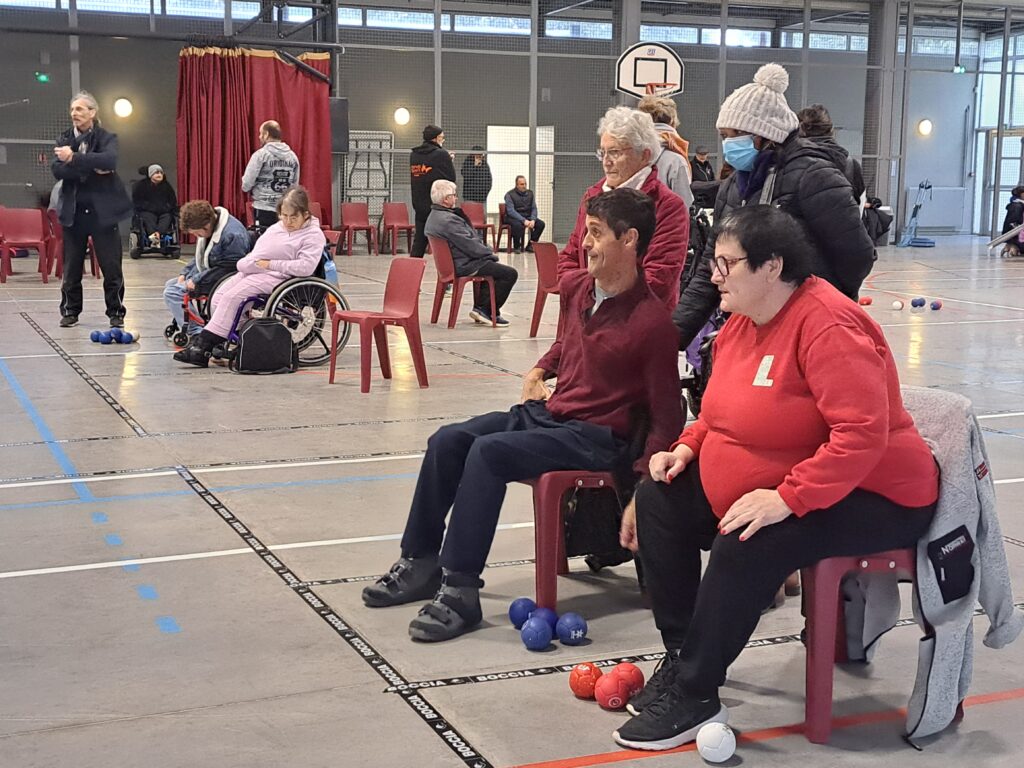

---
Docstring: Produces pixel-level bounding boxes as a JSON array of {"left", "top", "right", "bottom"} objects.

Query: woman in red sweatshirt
[{"left": 612, "top": 204, "right": 939, "bottom": 752}]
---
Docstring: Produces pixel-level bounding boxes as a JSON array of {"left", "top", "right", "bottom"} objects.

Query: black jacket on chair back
[{"left": 52, "top": 125, "right": 132, "bottom": 229}]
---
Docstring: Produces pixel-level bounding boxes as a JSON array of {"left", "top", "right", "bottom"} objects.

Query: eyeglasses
[
  {"left": 595, "top": 147, "right": 630, "bottom": 162},
  {"left": 709, "top": 255, "right": 748, "bottom": 276}
]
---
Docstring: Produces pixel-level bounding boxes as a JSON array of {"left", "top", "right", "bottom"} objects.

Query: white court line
[
  {"left": 427, "top": 336, "right": 555, "bottom": 345},
  {"left": 0, "top": 522, "right": 536, "bottom": 580},
  {"left": 1, "top": 350, "right": 174, "bottom": 360},
  {"left": 879, "top": 318, "right": 1024, "bottom": 328},
  {"left": 978, "top": 412, "right": 1024, "bottom": 420},
  {"left": 0, "top": 453, "right": 426, "bottom": 490}
]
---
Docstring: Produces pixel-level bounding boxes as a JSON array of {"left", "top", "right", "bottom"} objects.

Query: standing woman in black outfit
[{"left": 52, "top": 91, "right": 132, "bottom": 328}]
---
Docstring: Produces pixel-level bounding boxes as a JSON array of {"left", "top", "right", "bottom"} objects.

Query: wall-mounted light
[
  {"left": 394, "top": 107, "right": 410, "bottom": 126},
  {"left": 113, "top": 98, "right": 133, "bottom": 118},
  {"left": 917, "top": 119, "right": 933, "bottom": 137}
]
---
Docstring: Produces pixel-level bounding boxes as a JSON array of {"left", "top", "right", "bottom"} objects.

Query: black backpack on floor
[{"left": 229, "top": 317, "right": 298, "bottom": 374}]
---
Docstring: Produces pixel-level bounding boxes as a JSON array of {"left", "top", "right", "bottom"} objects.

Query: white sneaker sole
[
  {"left": 612, "top": 704, "right": 729, "bottom": 751},
  {"left": 468, "top": 309, "right": 486, "bottom": 324}
]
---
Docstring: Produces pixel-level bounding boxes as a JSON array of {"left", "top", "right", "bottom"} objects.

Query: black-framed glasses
[
  {"left": 709, "top": 255, "right": 748, "bottom": 276},
  {"left": 595, "top": 147, "right": 630, "bottom": 161}
]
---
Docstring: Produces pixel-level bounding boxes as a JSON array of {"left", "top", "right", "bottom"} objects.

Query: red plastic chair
[
  {"left": 310, "top": 201, "right": 342, "bottom": 247},
  {"left": 521, "top": 471, "right": 619, "bottom": 610},
  {"left": 461, "top": 202, "right": 495, "bottom": 248},
  {"left": 801, "top": 548, "right": 924, "bottom": 743},
  {"left": 530, "top": 242, "right": 561, "bottom": 338},
  {"left": 494, "top": 203, "right": 513, "bottom": 254},
  {"left": 382, "top": 202, "right": 414, "bottom": 255},
  {"left": 329, "top": 257, "right": 429, "bottom": 393},
  {"left": 340, "top": 202, "right": 379, "bottom": 256},
  {"left": 427, "top": 236, "right": 496, "bottom": 329},
  {"left": 0, "top": 208, "right": 51, "bottom": 284}
]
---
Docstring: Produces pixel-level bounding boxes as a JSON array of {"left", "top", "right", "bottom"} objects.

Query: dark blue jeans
[{"left": 401, "top": 400, "right": 627, "bottom": 575}]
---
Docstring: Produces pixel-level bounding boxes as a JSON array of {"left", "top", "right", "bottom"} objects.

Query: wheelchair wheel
[
  {"left": 172, "top": 330, "right": 189, "bottom": 347},
  {"left": 163, "top": 320, "right": 178, "bottom": 339},
  {"left": 128, "top": 231, "right": 141, "bottom": 259},
  {"left": 264, "top": 278, "right": 351, "bottom": 367}
]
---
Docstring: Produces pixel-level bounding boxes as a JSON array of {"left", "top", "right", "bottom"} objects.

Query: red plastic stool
[
  {"left": 522, "top": 471, "right": 618, "bottom": 611},
  {"left": 801, "top": 548, "right": 917, "bottom": 743}
]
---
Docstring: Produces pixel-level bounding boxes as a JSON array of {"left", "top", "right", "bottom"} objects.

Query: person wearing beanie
[
  {"left": 460, "top": 145, "right": 492, "bottom": 204},
  {"left": 132, "top": 163, "right": 178, "bottom": 248},
  {"left": 410, "top": 125, "right": 456, "bottom": 257},
  {"left": 672, "top": 62, "right": 876, "bottom": 350}
]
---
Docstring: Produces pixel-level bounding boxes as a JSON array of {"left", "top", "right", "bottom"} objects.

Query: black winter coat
[
  {"left": 806, "top": 135, "right": 866, "bottom": 202},
  {"left": 410, "top": 141, "right": 456, "bottom": 213},
  {"left": 1002, "top": 200, "right": 1024, "bottom": 234},
  {"left": 460, "top": 156, "right": 492, "bottom": 203},
  {"left": 672, "top": 131, "right": 876, "bottom": 348},
  {"left": 132, "top": 178, "right": 178, "bottom": 216},
  {"left": 51, "top": 125, "right": 132, "bottom": 229}
]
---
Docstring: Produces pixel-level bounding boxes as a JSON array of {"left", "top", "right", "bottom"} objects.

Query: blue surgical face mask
[{"left": 722, "top": 135, "right": 759, "bottom": 172}]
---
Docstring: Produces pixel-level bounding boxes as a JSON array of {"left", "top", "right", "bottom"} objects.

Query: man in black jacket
[
  {"left": 52, "top": 90, "right": 133, "bottom": 328},
  {"left": 460, "top": 145, "right": 492, "bottom": 204},
  {"left": 410, "top": 125, "right": 456, "bottom": 257},
  {"left": 673, "top": 65, "right": 875, "bottom": 350}
]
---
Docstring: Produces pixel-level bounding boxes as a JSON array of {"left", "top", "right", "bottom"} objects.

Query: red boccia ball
[
  {"left": 594, "top": 672, "right": 631, "bottom": 710},
  {"left": 610, "top": 662, "right": 645, "bottom": 697},
  {"left": 568, "top": 662, "right": 603, "bottom": 700},
  {"left": 858, "top": 296, "right": 873, "bottom": 306}
]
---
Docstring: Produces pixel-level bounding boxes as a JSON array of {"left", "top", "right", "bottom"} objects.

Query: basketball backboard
[{"left": 615, "top": 42, "right": 684, "bottom": 99}]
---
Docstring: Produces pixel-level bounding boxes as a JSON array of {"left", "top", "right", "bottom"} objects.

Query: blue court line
[
  {"left": 155, "top": 616, "right": 181, "bottom": 634},
  {"left": 136, "top": 585, "right": 158, "bottom": 600},
  {"left": 0, "top": 358, "right": 94, "bottom": 501},
  {"left": 0, "top": 471, "right": 419, "bottom": 513}
]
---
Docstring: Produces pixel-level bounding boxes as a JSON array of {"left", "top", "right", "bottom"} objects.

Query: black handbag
[{"left": 229, "top": 317, "right": 298, "bottom": 374}]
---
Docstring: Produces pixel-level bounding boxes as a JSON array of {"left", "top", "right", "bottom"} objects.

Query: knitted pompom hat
[{"left": 716, "top": 63, "right": 799, "bottom": 144}]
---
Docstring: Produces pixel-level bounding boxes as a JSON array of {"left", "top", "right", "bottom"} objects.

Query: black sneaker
[
  {"left": 59, "top": 315, "right": 78, "bottom": 328},
  {"left": 613, "top": 687, "right": 728, "bottom": 751},
  {"left": 362, "top": 555, "right": 441, "bottom": 608},
  {"left": 109, "top": 316, "right": 125, "bottom": 328},
  {"left": 626, "top": 649, "right": 680, "bottom": 716}
]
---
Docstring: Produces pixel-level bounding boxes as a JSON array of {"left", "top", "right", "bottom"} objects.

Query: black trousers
[
  {"left": 60, "top": 208, "right": 125, "bottom": 320},
  {"left": 505, "top": 217, "right": 546, "bottom": 250},
  {"left": 139, "top": 211, "right": 173, "bottom": 238},
  {"left": 635, "top": 460, "right": 935, "bottom": 698},
  {"left": 412, "top": 207, "right": 430, "bottom": 258},
  {"left": 400, "top": 400, "right": 626, "bottom": 576},
  {"left": 255, "top": 209, "right": 278, "bottom": 228},
  {"left": 470, "top": 262, "right": 518, "bottom": 313}
]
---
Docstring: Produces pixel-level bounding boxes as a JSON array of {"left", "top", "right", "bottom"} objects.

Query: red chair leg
[
  {"left": 373, "top": 323, "right": 391, "bottom": 379},
  {"left": 370, "top": 228, "right": 379, "bottom": 256},
  {"left": 804, "top": 561, "right": 842, "bottom": 744},
  {"left": 403, "top": 319, "right": 429, "bottom": 388},
  {"left": 38, "top": 250, "right": 49, "bottom": 284},
  {"left": 430, "top": 280, "right": 445, "bottom": 324},
  {"left": 329, "top": 314, "right": 342, "bottom": 383},
  {"left": 530, "top": 289, "right": 547, "bottom": 338},
  {"left": 532, "top": 478, "right": 566, "bottom": 610},
  {"left": 448, "top": 281, "right": 465, "bottom": 329},
  {"left": 357, "top": 320, "right": 373, "bottom": 393},
  {"left": 347, "top": 228, "right": 354, "bottom": 257},
  {"left": 0, "top": 245, "right": 10, "bottom": 283},
  {"left": 391, "top": 226, "right": 398, "bottom": 256}
]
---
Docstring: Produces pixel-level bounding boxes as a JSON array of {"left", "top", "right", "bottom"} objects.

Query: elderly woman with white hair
[
  {"left": 51, "top": 90, "right": 132, "bottom": 328},
  {"left": 425, "top": 179, "right": 518, "bottom": 326},
  {"left": 558, "top": 106, "right": 689, "bottom": 311}
]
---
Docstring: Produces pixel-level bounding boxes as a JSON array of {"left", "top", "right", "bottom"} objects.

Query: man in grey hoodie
[{"left": 241, "top": 120, "right": 300, "bottom": 228}]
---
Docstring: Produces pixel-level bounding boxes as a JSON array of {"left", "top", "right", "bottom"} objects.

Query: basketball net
[{"left": 644, "top": 82, "right": 678, "bottom": 96}]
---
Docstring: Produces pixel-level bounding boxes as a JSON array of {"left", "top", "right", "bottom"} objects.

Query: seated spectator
[
  {"left": 362, "top": 188, "right": 683, "bottom": 642},
  {"left": 503, "top": 176, "right": 546, "bottom": 253},
  {"left": 560, "top": 106, "right": 689, "bottom": 312},
  {"left": 163, "top": 200, "right": 249, "bottom": 342},
  {"left": 133, "top": 164, "right": 178, "bottom": 246},
  {"left": 637, "top": 95, "right": 694, "bottom": 207},
  {"left": 427, "top": 179, "right": 518, "bottom": 327},
  {"left": 461, "top": 146, "right": 492, "bottom": 204},
  {"left": 612, "top": 205, "right": 938, "bottom": 751},
  {"left": 174, "top": 186, "right": 325, "bottom": 367},
  {"left": 1000, "top": 185, "right": 1024, "bottom": 257}
]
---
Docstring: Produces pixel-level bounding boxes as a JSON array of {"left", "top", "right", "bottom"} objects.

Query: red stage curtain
[{"left": 176, "top": 47, "right": 332, "bottom": 227}]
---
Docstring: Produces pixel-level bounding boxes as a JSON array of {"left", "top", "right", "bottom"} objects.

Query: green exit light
[{"left": 34, "top": 71, "right": 50, "bottom": 83}]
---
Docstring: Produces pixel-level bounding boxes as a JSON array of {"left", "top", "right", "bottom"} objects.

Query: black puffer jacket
[
  {"left": 673, "top": 131, "right": 876, "bottom": 348},
  {"left": 807, "top": 135, "right": 866, "bottom": 202},
  {"left": 410, "top": 141, "right": 456, "bottom": 214},
  {"left": 132, "top": 178, "right": 178, "bottom": 216}
]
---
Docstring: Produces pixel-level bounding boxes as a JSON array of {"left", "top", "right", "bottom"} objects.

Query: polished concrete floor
[{"left": 1, "top": 237, "right": 1023, "bottom": 768}]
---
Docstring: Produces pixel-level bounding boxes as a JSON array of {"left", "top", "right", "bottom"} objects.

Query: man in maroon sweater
[{"left": 362, "top": 188, "right": 683, "bottom": 643}]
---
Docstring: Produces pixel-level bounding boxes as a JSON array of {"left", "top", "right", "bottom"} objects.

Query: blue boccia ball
[
  {"left": 555, "top": 612, "right": 588, "bottom": 646},
  {"left": 520, "top": 616, "right": 553, "bottom": 651},
  {"left": 529, "top": 606, "right": 559, "bottom": 632},
  {"left": 119, "top": 331, "right": 135, "bottom": 344},
  {"left": 99, "top": 331, "right": 113, "bottom": 344},
  {"left": 90, "top": 330, "right": 101, "bottom": 342},
  {"left": 508, "top": 597, "right": 537, "bottom": 630},
  {"left": 911, "top": 297, "right": 926, "bottom": 308},
  {"left": 109, "top": 328, "right": 124, "bottom": 342}
]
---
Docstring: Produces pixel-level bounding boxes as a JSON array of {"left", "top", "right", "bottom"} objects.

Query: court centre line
[
  {"left": 0, "top": 522, "right": 536, "bottom": 580},
  {"left": 978, "top": 411, "right": 1024, "bottom": 420}
]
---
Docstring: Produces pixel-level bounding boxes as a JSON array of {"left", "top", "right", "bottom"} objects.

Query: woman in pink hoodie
[{"left": 174, "top": 185, "right": 326, "bottom": 367}]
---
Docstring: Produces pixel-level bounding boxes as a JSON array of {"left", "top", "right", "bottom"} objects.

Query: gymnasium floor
[{"left": 1, "top": 237, "right": 1022, "bottom": 768}]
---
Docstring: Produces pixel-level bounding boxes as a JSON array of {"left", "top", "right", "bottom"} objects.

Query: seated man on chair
[
  {"left": 503, "top": 175, "right": 546, "bottom": 253},
  {"left": 363, "top": 187, "right": 683, "bottom": 643},
  {"left": 425, "top": 179, "right": 518, "bottom": 327}
]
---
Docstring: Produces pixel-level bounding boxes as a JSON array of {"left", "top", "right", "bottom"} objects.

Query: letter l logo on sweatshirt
[{"left": 752, "top": 355, "right": 775, "bottom": 387}]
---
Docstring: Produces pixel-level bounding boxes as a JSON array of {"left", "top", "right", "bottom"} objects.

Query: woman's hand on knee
[
  {"left": 649, "top": 445, "right": 693, "bottom": 483},
  {"left": 619, "top": 498, "right": 638, "bottom": 553},
  {"left": 719, "top": 489, "right": 793, "bottom": 540}
]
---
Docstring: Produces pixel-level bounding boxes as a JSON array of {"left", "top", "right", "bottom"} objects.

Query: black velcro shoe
[
  {"left": 613, "top": 687, "right": 728, "bottom": 751},
  {"left": 362, "top": 555, "right": 441, "bottom": 608},
  {"left": 408, "top": 571, "right": 483, "bottom": 642},
  {"left": 626, "top": 649, "right": 680, "bottom": 716},
  {"left": 173, "top": 345, "right": 210, "bottom": 368}
]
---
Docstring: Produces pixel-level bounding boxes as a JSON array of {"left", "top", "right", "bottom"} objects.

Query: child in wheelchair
[
  {"left": 163, "top": 200, "right": 250, "bottom": 344},
  {"left": 174, "top": 185, "right": 326, "bottom": 367}
]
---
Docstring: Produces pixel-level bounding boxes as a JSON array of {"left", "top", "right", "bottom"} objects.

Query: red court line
[{"left": 510, "top": 687, "right": 1024, "bottom": 768}]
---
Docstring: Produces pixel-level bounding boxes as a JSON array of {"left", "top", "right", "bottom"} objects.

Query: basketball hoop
[{"left": 645, "top": 82, "right": 678, "bottom": 96}]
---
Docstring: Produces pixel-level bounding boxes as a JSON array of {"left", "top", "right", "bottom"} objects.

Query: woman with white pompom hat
[{"left": 672, "top": 63, "right": 876, "bottom": 351}]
